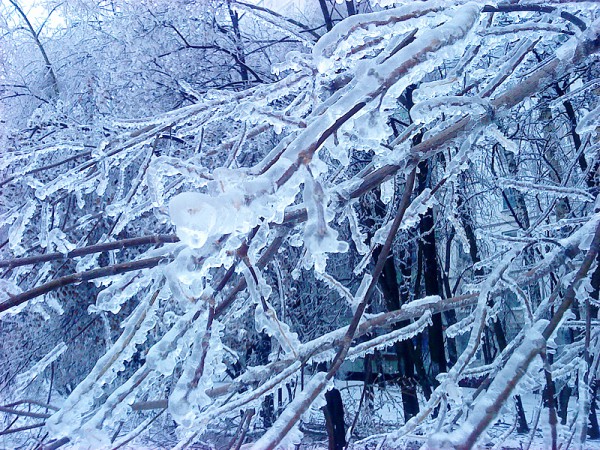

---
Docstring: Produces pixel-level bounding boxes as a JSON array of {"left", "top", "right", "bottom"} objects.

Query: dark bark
[
  {"left": 345, "top": 0, "right": 356, "bottom": 16},
  {"left": 417, "top": 160, "right": 447, "bottom": 377},
  {"left": 227, "top": 1, "right": 249, "bottom": 84},
  {"left": 0, "top": 255, "right": 168, "bottom": 314},
  {"left": 558, "top": 385, "right": 572, "bottom": 425},
  {"left": 375, "top": 244, "right": 422, "bottom": 418},
  {"left": 0, "top": 234, "right": 179, "bottom": 269},
  {"left": 554, "top": 84, "right": 586, "bottom": 172},
  {"left": 515, "top": 400, "right": 529, "bottom": 434},
  {"left": 589, "top": 380, "right": 600, "bottom": 439},
  {"left": 481, "top": 4, "right": 587, "bottom": 31},
  {"left": 319, "top": 0, "right": 334, "bottom": 31},
  {"left": 324, "top": 388, "right": 346, "bottom": 450},
  {"left": 588, "top": 255, "right": 600, "bottom": 438},
  {"left": 253, "top": 332, "right": 274, "bottom": 429},
  {"left": 401, "top": 84, "right": 447, "bottom": 380}
]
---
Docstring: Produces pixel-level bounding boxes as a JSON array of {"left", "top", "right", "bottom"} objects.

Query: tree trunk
[
  {"left": 402, "top": 85, "right": 448, "bottom": 382},
  {"left": 319, "top": 0, "right": 334, "bottom": 32},
  {"left": 324, "top": 388, "right": 346, "bottom": 450},
  {"left": 254, "top": 332, "right": 274, "bottom": 428},
  {"left": 417, "top": 160, "right": 447, "bottom": 378},
  {"left": 227, "top": 1, "right": 249, "bottom": 84},
  {"left": 376, "top": 244, "right": 422, "bottom": 418}
]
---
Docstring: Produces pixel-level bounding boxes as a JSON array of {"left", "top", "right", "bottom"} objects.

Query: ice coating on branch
[
  {"left": 576, "top": 104, "right": 600, "bottom": 136},
  {"left": 487, "top": 124, "right": 519, "bottom": 154},
  {"left": 0, "top": 279, "right": 22, "bottom": 305},
  {"left": 348, "top": 310, "right": 432, "bottom": 360},
  {"left": 166, "top": 173, "right": 293, "bottom": 305},
  {"left": 430, "top": 320, "right": 549, "bottom": 449},
  {"left": 75, "top": 252, "right": 100, "bottom": 273},
  {"left": 169, "top": 315, "right": 225, "bottom": 429},
  {"left": 313, "top": 1, "right": 445, "bottom": 62},
  {"left": 380, "top": 177, "right": 395, "bottom": 204},
  {"left": 92, "top": 271, "right": 155, "bottom": 314},
  {"left": 446, "top": 314, "right": 475, "bottom": 338},
  {"left": 169, "top": 192, "right": 220, "bottom": 249},
  {"left": 351, "top": 274, "right": 372, "bottom": 313},
  {"left": 372, "top": 188, "right": 435, "bottom": 247},
  {"left": 14, "top": 342, "right": 68, "bottom": 395},
  {"left": 248, "top": 221, "right": 271, "bottom": 265},
  {"left": 255, "top": 299, "right": 301, "bottom": 357},
  {"left": 411, "top": 96, "right": 488, "bottom": 125},
  {"left": 165, "top": 247, "right": 211, "bottom": 304},
  {"left": 39, "top": 202, "right": 50, "bottom": 249},
  {"left": 67, "top": 305, "right": 201, "bottom": 444},
  {"left": 8, "top": 201, "right": 36, "bottom": 255},
  {"left": 47, "top": 228, "right": 76, "bottom": 255},
  {"left": 498, "top": 178, "right": 595, "bottom": 203},
  {"left": 169, "top": 163, "right": 299, "bottom": 250},
  {"left": 250, "top": 372, "right": 330, "bottom": 449},
  {"left": 413, "top": 78, "right": 457, "bottom": 103},
  {"left": 346, "top": 204, "right": 369, "bottom": 255},
  {"left": 47, "top": 286, "right": 161, "bottom": 440}
]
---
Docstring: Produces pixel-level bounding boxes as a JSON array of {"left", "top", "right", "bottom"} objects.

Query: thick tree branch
[
  {"left": 0, "top": 256, "right": 169, "bottom": 314},
  {"left": 0, "top": 234, "right": 179, "bottom": 269}
]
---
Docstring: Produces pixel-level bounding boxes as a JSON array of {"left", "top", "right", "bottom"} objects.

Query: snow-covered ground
[{"left": 296, "top": 380, "right": 600, "bottom": 449}]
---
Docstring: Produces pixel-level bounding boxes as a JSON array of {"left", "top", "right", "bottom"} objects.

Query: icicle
[{"left": 346, "top": 203, "right": 370, "bottom": 255}]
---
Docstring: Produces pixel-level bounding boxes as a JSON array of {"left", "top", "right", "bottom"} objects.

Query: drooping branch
[
  {"left": 0, "top": 405, "right": 51, "bottom": 420},
  {"left": 0, "top": 422, "right": 45, "bottom": 436}
]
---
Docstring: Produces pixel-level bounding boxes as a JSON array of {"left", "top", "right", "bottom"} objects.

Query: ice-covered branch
[{"left": 0, "top": 234, "right": 179, "bottom": 269}]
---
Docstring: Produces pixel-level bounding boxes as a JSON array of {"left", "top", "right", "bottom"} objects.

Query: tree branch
[
  {"left": 0, "top": 256, "right": 169, "bottom": 314},
  {"left": 482, "top": 4, "right": 587, "bottom": 31},
  {"left": 0, "top": 234, "right": 179, "bottom": 269}
]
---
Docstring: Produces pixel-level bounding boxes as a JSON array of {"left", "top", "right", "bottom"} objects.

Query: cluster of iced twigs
[{"left": 1, "top": 1, "right": 600, "bottom": 449}]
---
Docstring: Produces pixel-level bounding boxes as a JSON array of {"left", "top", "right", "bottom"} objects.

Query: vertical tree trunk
[
  {"left": 376, "top": 243, "right": 422, "bottom": 418},
  {"left": 417, "top": 160, "right": 447, "bottom": 378},
  {"left": 402, "top": 84, "right": 448, "bottom": 383},
  {"left": 587, "top": 255, "right": 600, "bottom": 438},
  {"left": 254, "top": 332, "right": 274, "bottom": 428},
  {"left": 324, "top": 388, "right": 346, "bottom": 450},
  {"left": 345, "top": 0, "right": 356, "bottom": 16},
  {"left": 319, "top": 0, "right": 334, "bottom": 32}
]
